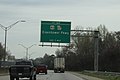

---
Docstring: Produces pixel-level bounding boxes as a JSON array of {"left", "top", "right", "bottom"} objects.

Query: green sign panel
[{"left": 40, "top": 21, "right": 71, "bottom": 43}]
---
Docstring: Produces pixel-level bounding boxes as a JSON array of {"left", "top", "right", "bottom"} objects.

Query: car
[
  {"left": 35, "top": 64, "right": 47, "bottom": 74},
  {"left": 9, "top": 60, "right": 36, "bottom": 80}
]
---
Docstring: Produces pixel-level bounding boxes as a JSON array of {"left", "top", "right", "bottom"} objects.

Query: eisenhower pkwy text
[{"left": 42, "top": 31, "right": 69, "bottom": 35}]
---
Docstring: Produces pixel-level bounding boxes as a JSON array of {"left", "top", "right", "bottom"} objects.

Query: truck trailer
[{"left": 54, "top": 57, "right": 65, "bottom": 73}]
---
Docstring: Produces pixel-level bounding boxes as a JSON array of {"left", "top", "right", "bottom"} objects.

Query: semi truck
[{"left": 54, "top": 57, "right": 65, "bottom": 73}]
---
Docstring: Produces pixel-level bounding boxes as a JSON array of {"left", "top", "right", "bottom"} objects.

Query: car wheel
[
  {"left": 45, "top": 72, "right": 47, "bottom": 74},
  {"left": 34, "top": 75, "right": 36, "bottom": 80},
  {"left": 10, "top": 76, "right": 14, "bottom": 80},
  {"left": 16, "top": 77, "right": 19, "bottom": 80},
  {"left": 36, "top": 72, "right": 39, "bottom": 74},
  {"left": 54, "top": 70, "right": 57, "bottom": 73},
  {"left": 30, "top": 76, "right": 32, "bottom": 80}
]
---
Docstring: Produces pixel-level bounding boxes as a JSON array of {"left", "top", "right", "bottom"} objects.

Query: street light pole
[
  {"left": 0, "top": 20, "right": 26, "bottom": 61},
  {"left": 18, "top": 44, "right": 36, "bottom": 60},
  {"left": 4, "top": 28, "right": 7, "bottom": 61},
  {"left": 29, "top": 52, "right": 35, "bottom": 60}
]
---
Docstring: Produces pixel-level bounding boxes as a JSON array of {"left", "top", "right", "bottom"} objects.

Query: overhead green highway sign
[{"left": 40, "top": 21, "right": 71, "bottom": 43}]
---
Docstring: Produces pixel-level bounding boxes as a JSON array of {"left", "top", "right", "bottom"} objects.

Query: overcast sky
[{"left": 0, "top": 0, "right": 120, "bottom": 59}]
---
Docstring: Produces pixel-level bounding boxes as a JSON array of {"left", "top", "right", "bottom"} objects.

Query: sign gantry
[{"left": 39, "top": 21, "right": 99, "bottom": 72}]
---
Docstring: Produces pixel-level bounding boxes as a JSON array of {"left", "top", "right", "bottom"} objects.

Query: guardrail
[{"left": 0, "top": 61, "right": 15, "bottom": 68}]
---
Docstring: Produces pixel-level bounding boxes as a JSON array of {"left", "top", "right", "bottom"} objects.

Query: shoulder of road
[
  {"left": 0, "top": 71, "right": 104, "bottom": 80},
  {"left": 0, "top": 73, "right": 9, "bottom": 76},
  {"left": 69, "top": 71, "right": 104, "bottom": 80}
]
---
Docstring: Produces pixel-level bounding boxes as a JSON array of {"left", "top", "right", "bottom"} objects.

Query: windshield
[{"left": 16, "top": 61, "right": 32, "bottom": 65}]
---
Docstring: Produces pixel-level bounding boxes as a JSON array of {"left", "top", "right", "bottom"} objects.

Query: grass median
[{"left": 79, "top": 71, "right": 120, "bottom": 80}]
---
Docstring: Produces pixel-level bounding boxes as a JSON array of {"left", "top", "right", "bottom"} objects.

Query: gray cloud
[
  {"left": 0, "top": 0, "right": 120, "bottom": 59},
  {"left": 0, "top": 0, "right": 80, "bottom": 6},
  {"left": 0, "top": 0, "right": 120, "bottom": 8}
]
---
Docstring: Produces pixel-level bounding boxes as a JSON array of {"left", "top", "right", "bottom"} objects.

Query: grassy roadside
[
  {"left": 79, "top": 71, "right": 120, "bottom": 80},
  {"left": 0, "top": 68, "right": 9, "bottom": 74}
]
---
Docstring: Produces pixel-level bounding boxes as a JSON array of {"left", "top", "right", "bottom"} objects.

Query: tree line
[
  {"left": 64, "top": 25, "right": 120, "bottom": 72},
  {"left": 0, "top": 43, "right": 6, "bottom": 60},
  {"left": 34, "top": 25, "right": 120, "bottom": 72},
  {"left": 0, "top": 43, "right": 14, "bottom": 61},
  {"left": 1, "top": 24, "right": 120, "bottom": 72}
]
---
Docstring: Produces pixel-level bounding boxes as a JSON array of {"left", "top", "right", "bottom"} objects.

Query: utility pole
[
  {"left": 94, "top": 31, "right": 99, "bottom": 72},
  {"left": 0, "top": 20, "right": 26, "bottom": 61}
]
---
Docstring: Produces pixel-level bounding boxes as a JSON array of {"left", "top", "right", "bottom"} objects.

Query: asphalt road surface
[{"left": 0, "top": 70, "right": 84, "bottom": 80}]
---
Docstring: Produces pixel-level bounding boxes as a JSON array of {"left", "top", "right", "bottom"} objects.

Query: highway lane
[{"left": 0, "top": 70, "right": 84, "bottom": 80}]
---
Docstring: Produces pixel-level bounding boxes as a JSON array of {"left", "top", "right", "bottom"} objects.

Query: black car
[{"left": 9, "top": 60, "right": 36, "bottom": 80}]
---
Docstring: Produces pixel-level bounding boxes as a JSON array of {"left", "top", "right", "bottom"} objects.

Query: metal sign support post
[
  {"left": 94, "top": 31, "right": 99, "bottom": 72},
  {"left": 71, "top": 30, "right": 99, "bottom": 72}
]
